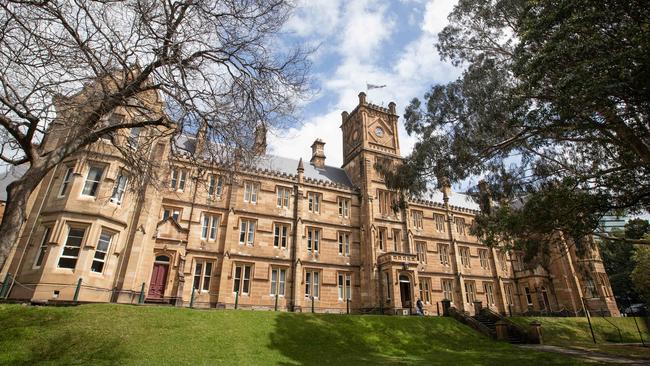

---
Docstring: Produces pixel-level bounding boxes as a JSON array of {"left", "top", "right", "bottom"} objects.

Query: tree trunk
[{"left": 0, "top": 165, "right": 49, "bottom": 272}]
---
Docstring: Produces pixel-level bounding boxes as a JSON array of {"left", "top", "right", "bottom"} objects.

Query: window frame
[
  {"left": 58, "top": 165, "right": 75, "bottom": 197},
  {"left": 307, "top": 192, "right": 321, "bottom": 213},
  {"left": 57, "top": 226, "right": 87, "bottom": 270},
  {"left": 524, "top": 286, "right": 533, "bottom": 305},
  {"left": 233, "top": 263, "right": 252, "bottom": 295},
  {"left": 305, "top": 270, "right": 320, "bottom": 299},
  {"left": 110, "top": 172, "right": 128, "bottom": 204},
  {"left": 338, "top": 231, "right": 350, "bottom": 256},
  {"left": 419, "top": 277, "right": 432, "bottom": 303},
  {"left": 438, "top": 243, "right": 450, "bottom": 266},
  {"left": 337, "top": 272, "right": 352, "bottom": 301},
  {"left": 479, "top": 249, "right": 490, "bottom": 270},
  {"left": 270, "top": 267, "right": 287, "bottom": 297},
  {"left": 412, "top": 210, "right": 423, "bottom": 229},
  {"left": 33, "top": 227, "right": 52, "bottom": 268},
  {"left": 90, "top": 230, "right": 114, "bottom": 274},
  {"left": 238, "top": 219, "right": 256, "bottom": 246},
  {"left": 460, "top": 246, "right": 471, "bottom": 268},
  {"left": 442, "top": 279, "right": 454, "bottom": 301},
  {"left": 276, "top": 186, "right": 291, "bottom": 209},
  {"left": 306, "top": 227, "right": 320, "bottom": 254},
  {"left": 434, "top": 213, "right": 446, "bottom": 232},
  {"left": 338, "top": 197, "right": 350, "bottom": 218},
  {"left": 201, "top": 213, "right": 219, "bottom": 241},
  {"left": 464, "top": 281, "right": 476, "bottom": 303},
  {"left": 416, "top": 241, "right": 427, "bottom": 263},
  {"left": 243, "top": 181, "right": 259, "bottom": 204},
  {"left": 378, "top": 227, "right": 386, "bottom": 251},
  {"left": 455, "top": 217, "right": 466, "bottom": 235},
  {"left": 81, "top": 165, "right": 105, "bottom": 197},
  {"left": 273, "top": 223, "right": 290, "bottom": 249},
  {"left": 483, "top": 282, "right": 495, "bottom": 306},
  {"left": 193, "top": 260, "right": 213, "bottom": 292},
  {"left": 208, "top": 174, "right": 224, "bottom": 198}
]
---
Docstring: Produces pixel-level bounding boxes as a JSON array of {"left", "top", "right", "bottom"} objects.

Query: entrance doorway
[
  {"left": 399, "top": 275, "right": 412, "bottom": 309},
  {"left": 148, "top": 255, "right": 170, "bottom": 299}
]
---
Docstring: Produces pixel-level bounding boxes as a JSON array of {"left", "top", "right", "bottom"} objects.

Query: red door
[{"left": 148, "top": 263, "right": 168, "bottom": 299}]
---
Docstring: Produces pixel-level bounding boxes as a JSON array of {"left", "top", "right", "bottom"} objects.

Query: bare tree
[{"left": 0, "top": 0, "right": 310, "bottom": 270}]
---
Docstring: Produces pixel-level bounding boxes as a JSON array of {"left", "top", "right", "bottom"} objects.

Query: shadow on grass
[
  {"left": 267, "top": 313, "right": 585, "bottom": 366},
  {"left": 0, "top": 306, "right": 128, "bottom": 366}
]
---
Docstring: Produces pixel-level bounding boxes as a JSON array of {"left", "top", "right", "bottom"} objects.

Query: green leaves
[{"left": 389, "top": 0, "right": 650, "bottom": 259}]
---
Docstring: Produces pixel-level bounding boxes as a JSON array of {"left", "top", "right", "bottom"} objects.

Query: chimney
[
  {"left": 253, "top": 123, "right": 267, "bottom": 156},
  {"left": 358, "top": 92, "right": 367, "bottom": 105},
  {"left": 388, "top": 101, "right": 396, "bottom": 115},
  {"left": 310, "top": 139, "right": 326, "bottom": 169},
  {"left": 341, "top": 111, "right": 349, "bottom": 123},
  {"left": 195, "top": 121, "right": 208, "bottom": 156},
  {"left": 478, "top": 180, "right": 492, "bottom": 214}
]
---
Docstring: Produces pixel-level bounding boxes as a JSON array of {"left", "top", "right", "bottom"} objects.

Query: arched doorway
[
  {"left": 399, "top": 274, "right": 412, "bottom": 309},
  {"left": 148, "top": 255, "right": 170, "bottom": 299}
]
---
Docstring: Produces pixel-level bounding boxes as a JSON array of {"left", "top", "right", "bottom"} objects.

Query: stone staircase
[{"left": 472, "top": 308, "right": 528, "bottom": 344}]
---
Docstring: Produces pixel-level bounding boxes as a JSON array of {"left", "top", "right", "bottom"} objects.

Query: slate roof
[{"left": 252, "top": 155, "right": 352, "bottom": 187}]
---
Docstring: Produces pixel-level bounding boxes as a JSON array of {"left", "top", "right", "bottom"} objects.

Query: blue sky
[{"left": 268, "top": 0, "right": 461, "bottom": 167}]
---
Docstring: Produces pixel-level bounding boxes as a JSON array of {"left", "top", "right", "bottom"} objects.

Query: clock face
[{"left": 375, "top": 126, "right": 384, "bottom": 137}]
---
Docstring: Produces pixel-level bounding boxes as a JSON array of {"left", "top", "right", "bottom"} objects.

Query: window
[
  {"left": 377, "top": 189, "right": 395, "bottom": 215},
  {"left": 419, "top": 277, "right": 431, "bottom": 303},
  {"left": 128, "top": 127, "right": 141, "bottom": 147},
  {"left": 91, "top": 231, "right": 113, "bottom": 273},
  {"left": 438, "top": 243, "right": 450, "bottom": 266},
  {"left": 412, "top": 210, "right": 423, "bottom": 229},
  {"left": 110, "top": 173, "right": 128, "bottom": 204},
  {"left": 307, "top": 192, "right": 320, "bottom": 213},
  {"left": 208, "top": 174, "right": 224, "bottom": 198},
  {"left": 201, "top": 213, "right": 219, "bottom": 241},
  {"left": 524, "top": 286, "right": 533, "bottom": 305},
  {"left": 338, "top": 197, "right": 350, "bottom": 218},
  {"left": 243, "top": 181, "right": 259, "bottom": 203},
  {"left": 384, "top": 272, "right": 391, "bottom": 301},
  {"left": 34, "top": 227, "right": 51, "bottom": 268},
  {"left": 193, "top": 261, "right": 213, "bottom": 292},
  {"left": 58, "top": 227, "right": 86, "bottom": 269},
  {"left": 434, "top": 214, "right": 446, "bottom": 232},
  {"left": 338, "top": 232, "right": 350, "bottom": 256},
  {"left": 479, "top": 249, "right": 490, "bottom": 270},
  {"left": 442, "top": 279, "right": 454, "bottom": 301},
  {"left": 416, "top": 241, "right": 427, "bottom": 263},
  {"left": 338, "top": 273, "right": 352, "bottom": 300},
  {"left": 378, "top": 228, "right": 386, "bottom": 251},
  {"left": 305, "top": 270, "right": 320, "bottom": 298},
  {"left": 239, "top": 219, "right": 256, "bottom": 246},
  {"left": 170, "top": 168, "right": 187, "bottom": 191},
  {"left": 460, "top": 246, "right": 471, "bottom": 268},
  {"left": 163, "top": 207, "right": 181, "bottom": 222},
  {"left": 58, "top": 166, "right": 74, "bottom": 197},
  {"left": 271, "top": 268, "right": 286, "bottom": 296},
  {"left": 505, "top": 284, "right": 515, "bottom": 306},
  {"left": 233, "top": 264, "right": 252, "bottom": 294},
  {"left": 274, "top": 223, "right": 289, "bottom": 249},
  {"left": 392, "top": 229, "right": 401, "bottom": 252},
  {"left": 82, "top": 165, "right": 104, "bottom": 197},
  {"left": 455, "top": 217, "right": 466, "bottom": 235},
  {"left": 307, "top": 227, "right": 320, "bottom": 253},
  {"left": 484, "top": 282, "right": 495, "bottom": 306},
  {"left": 464, "top": 281, "right": 476, "bottom": 303},
  {"left": 498, "top": 252, "right": 508, "bottom": 271},
  {"left": 276, "top": 186, "right": 291, "bottom": 208}
]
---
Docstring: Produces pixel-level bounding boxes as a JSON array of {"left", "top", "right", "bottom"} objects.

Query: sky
[{"left": 267, "top": 0, "right": 461, "bottom": 168}]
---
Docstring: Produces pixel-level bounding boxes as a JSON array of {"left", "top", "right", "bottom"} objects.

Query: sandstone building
[{"left": 0, "top": 92, "right": 619, "bottom": 316}]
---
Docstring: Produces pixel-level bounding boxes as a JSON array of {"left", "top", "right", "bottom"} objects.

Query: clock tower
[{"left": 340, "top": 92, "right": 406, "bottom": 310}]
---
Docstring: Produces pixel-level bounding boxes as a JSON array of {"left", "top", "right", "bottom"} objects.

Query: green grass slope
[
  {"left": 0, "top": 304, "right": 591, "bottom": 366},
  {"left": 511, "top": 316, "right": 650, "bottom": 359}
]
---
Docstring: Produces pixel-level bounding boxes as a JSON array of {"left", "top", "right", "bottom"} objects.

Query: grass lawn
[
  {"left": 511, "top": 316, "right": 650, "bottom": 360},
  {"left": 0, "top": 304, "right": 596, "bottom": 366}
]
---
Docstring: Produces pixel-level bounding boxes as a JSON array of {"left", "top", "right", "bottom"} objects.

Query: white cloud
[
  {"left": 270, "top": 0, "right": 461, "bottom": 167},
  {"left": 284, "top": 0, "right": 342, "bottom": 38}
]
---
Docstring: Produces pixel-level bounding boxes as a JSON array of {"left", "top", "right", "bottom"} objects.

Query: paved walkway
[{"left": 517, "top": 344, "right": 649, "bottom": 365}]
